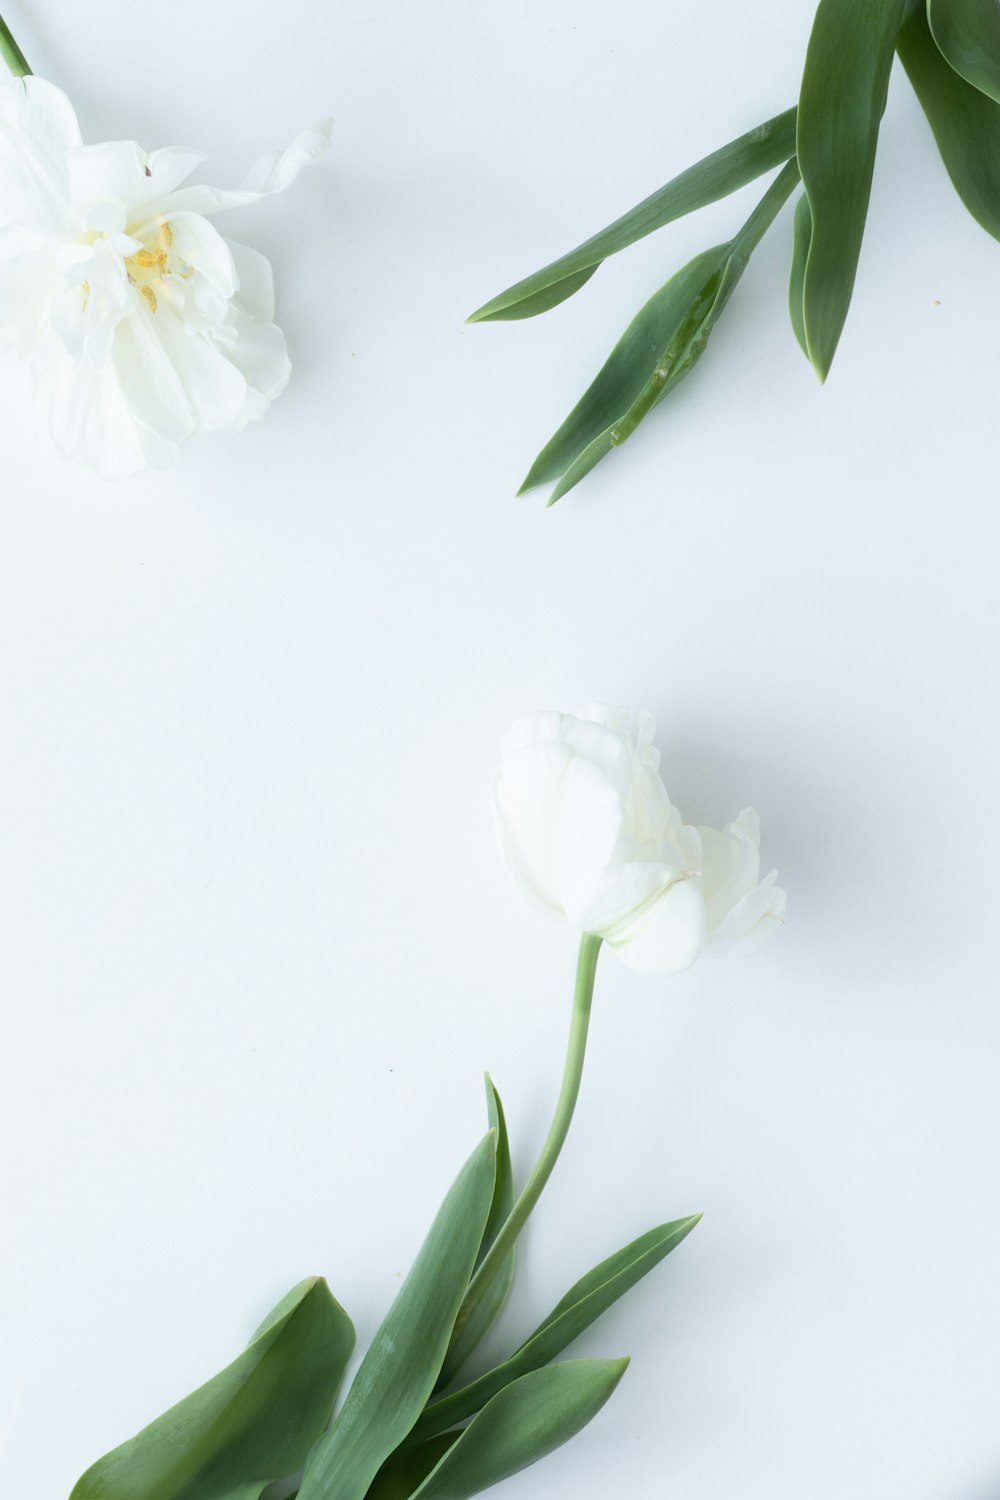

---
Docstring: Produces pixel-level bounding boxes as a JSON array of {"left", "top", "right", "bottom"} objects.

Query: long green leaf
[
  {"left": 409, "top": 1361, "right": 628, "bottom": 1500},
  {"left": 71, "top": 1278, "right": 355, "bottom": 1500},
  {"left": 521, "top": 159, "right": 799, "bottom": 504},
  {"left": 437, "top": 1079, "right": 516, "bottom": 1389},
  {"left": 927, "top": 0, "right": 1000, "bottom": 103},
  {"left": 897, "top": 0, "right": 1000, "bottom": 240},
  {"left": 467, "top": 108, "right": 798, "bottom": 323},
  {"left": 411, "top": 1215, "right": 700, "bottom": 1444},
  {"left": 297, "top": 1133, "right": 497, "bottom": 1500},
  {"left": 788, "top": 192, "right": 812, "bottom": 356},
  {"left": 797, "top": 0, "right": 904, "bottom": 381},
  {"left": 364, "top": 1435, "right": 461, "bottom": 1500}
]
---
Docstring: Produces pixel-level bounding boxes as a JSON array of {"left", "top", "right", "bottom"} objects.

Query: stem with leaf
[
  {"left": 0, "top": 12, "right": 30, "bottom": 76},
  {"left": 448, "top": 932, "right": 602, "bottom": 1358}
]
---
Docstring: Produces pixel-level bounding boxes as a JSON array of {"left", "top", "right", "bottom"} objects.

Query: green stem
[
  {"left": 449, "top": 932, "right": 603, "bottom": 1353},
  {"left": 0, "top": 12, "right": 30, "bottom": 76}
]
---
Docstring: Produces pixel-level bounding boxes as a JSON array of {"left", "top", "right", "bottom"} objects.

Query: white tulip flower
[
  {"left": 496, "top": 704, "right": 786, "bottom": 977},
  {"left": 0, "top": 75, "right": 330, "bottom": 477}
]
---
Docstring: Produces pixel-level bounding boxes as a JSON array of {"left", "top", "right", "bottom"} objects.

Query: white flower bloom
[
  {"left": 0, "top": 76, "right": 330, "bottom": 477},
  {"left": 495, "top": 704, "right": 786, "bottom": 977}
]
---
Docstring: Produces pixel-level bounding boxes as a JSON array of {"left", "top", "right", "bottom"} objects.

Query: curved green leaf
[
  {"left": 520, "top": 159, "right": 799, "bottom": 504},
  {"left": 898, "top": 0, "right": 1000, "bottom": 239},
  {"left": 297, "top": 1133, "right": 497, "bottom": 1500},
  {"left": 410, "top": 1361, "right": 628, "bottom": 1500},
  {"left": 467, "top": 108, "right": 798, "bottom": 323},
  {"left": 364, "top": 1435, "right": 461, "bottom": 1500},
  {"left": 412, "top": 1215, "right": 699, "bottom": 1444},
  {"left": 797, "top": 0, "right": 905, "bottom": 381},
  {"left": 438, "top": 1079, "right": 516, "bottom": 1389},
  {"left": 788, "top": 192, "right": 812, "bottom": 357},
  {"left": 70, "top": 1278, "right": 355, "bottom": 1500},
  {"left": 927, "top": 0, "right": 1000, "bottom": 103}
]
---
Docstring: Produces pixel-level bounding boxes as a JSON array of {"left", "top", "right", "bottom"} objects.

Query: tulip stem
[
  {"left": 0, "top": 13, "right": 30, "bottom": 76},
  {"left": 448, "top": 932, "right": 603, "bottom": 1359}
]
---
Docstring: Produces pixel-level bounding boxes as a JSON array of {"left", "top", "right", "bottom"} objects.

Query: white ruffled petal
[
  {"left": 110, "top": 302, "right": 247, "bottom": 441},
  {"left": 65, "top": 140, "right": 146, "bottom": 232},
  {"left": 216, "top": 309, "right": 290, "bottom": 426},
  {"left": 32, "top": 339, "right": 148, "bottom": 478},
  {"left": 227, "top": 239, "right": 276, "bottom": 322},
  {"left": 607, "top": 876, "right": 707, "bottom": 978},
  {"left": 155, "top": 119, "right": 332, "bottom": 216}
]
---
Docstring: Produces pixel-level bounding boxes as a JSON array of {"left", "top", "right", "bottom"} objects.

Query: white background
[{"left": 1, "top": 2, "right": 998, "bottom": 1497}]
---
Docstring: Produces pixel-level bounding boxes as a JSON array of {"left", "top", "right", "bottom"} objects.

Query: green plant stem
[
  {"left": 0, "top": 12, "right": 30, "bottom": 76},
  {"left": 449, "top": 933, "right": 603, "bottom": 1355}
]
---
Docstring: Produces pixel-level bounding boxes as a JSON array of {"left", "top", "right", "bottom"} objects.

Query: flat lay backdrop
[{"left": 1, "top": 3, "right": 998, "bottom": 1497}]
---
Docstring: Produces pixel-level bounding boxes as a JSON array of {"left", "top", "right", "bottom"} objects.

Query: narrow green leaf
[
  {"left": 364, "top": 1435, "right": 461, "bottom": 1500},
  {"left": 797, "top": 0, "right": 904, "bottom": 381},
  {"left": 412, "top": 1215, "right": 700, "bottom": 1443},
  {"left": 788, "top": 193, "right": 812, "bottom": 357},
  {"left": 897, "top": 0, "right": 1000, "bottom": 240},
  {"left": 71, "top": 1278, "right": 355, "bottom": 1500},
  {"left": 927, "top": 0, "right": 1000, "bottom": 103},
  {"left": 438, "top": 1079, "right": 516, "bottom": 1389},
  {"left": 467, "top": 108, "right": 798, "bottom": 323},
  {"left": 297, "top": 1133, "right": 497, "bottom": 1500},
  {"left": 410, "top": 1361, "right": 628, "bottom": 1500},
  {"left": 522, "top": 159, "right": 799, "bottom": 504}
]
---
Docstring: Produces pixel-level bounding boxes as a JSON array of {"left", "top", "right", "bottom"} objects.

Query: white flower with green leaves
[{"left": 0, "top": 70, "right": 329, "bottom": 477}]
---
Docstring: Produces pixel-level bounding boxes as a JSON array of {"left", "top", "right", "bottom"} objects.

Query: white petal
[
  {"left": 32, "top": 340, "right": 147, "bottom": 478},
  {"left": 0, "top": 76, "right": 79, "bottom": 233},
  {"left": 154, "top": 119, "right": 332, "bottom": 216},
  {"left": 127, "top": 146, "right": 208, "bottom": 214},
  {"left": 709, "top": 872, "right": 787, "bottom": 958},
  {"left": 698, "top": 813, "right": 763, "bottom": 934},
  {"left": 51, "top": 238, "right": 135, "bottom": 364},
  {"left": 65, "top": 141, "right": 146, "bottom": 231},
  {"left": 111, "top": 303, "right": 247, "bottom": 441},
  {"left": 0, "top": 232, "right": 53, "bottom": 351},
  {"left": 217, "top": 309, "right": 290, "bottom": 426},
  {"left": 227, "top": 239, "right": 275, "bottom": 322},
  {"left": 165, "top": 211, "right": 238, "bottom": 298},
  {"left": 608, "top": 877, "right": 707, "bottom": 978}
]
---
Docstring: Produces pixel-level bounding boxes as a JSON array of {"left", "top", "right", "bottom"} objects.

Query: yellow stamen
[
  {"left": 160, "top": 222, "right": 173, "bottom": 249},
  {"left": 140, "top": 284, "right": 158, "bottom": 314}
]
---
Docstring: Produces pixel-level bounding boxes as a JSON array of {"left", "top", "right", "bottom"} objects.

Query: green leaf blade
[
  {"left": 927, "top": 0, "right": 1000, "bottom": 104},
  {"left": 797, "top": 0, "right": 905, "bottom": 381},
  {"left": 468, "top": 107, "right": 798, "bottom": 323},
  {"left": 437, "top": 1080, "right": 516, "bottom": 1389},
  {"left": 788, "top": 192, "right": 812, "bottom": 357},
  {"left": 70, "top": 1278, "right": 355, "bottom": 1500},
  {"left": 413, "top": 1214, "right": 700, "bottom": 1443},
  {"left": 898, "top": 0, "right": 1000, "bottom": 241},
  {"left": 297, "top": 1133, "right": 497, "bottom": 1500},
  {"left": 410, "top": 1361, "right": 628, "bottom": 1500}
]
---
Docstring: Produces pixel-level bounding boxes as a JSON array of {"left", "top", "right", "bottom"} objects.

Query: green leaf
[
  {"left": 788, "top": 192, "right": 812, "bottom": 357},
  {"left": 796, "top": 0, "right": 905, "bottom": 381},
  {"left": 520, "top": 159, "right": 799, "bottom": 504},
  {"left": 409, "top": 1361, "right": 628, "bottom": 1500},
  {"left": 70, "top": 1278, "right": 355, "bottom": 1500},
  {"left": 364, "top": 1436, "right": 461, "bottom": 1500},
  {"left": 927, "top": 0, "right": 1000, "bottom": 103},
  {"left": 297, "top": 1133, "right": 497, "bottom": 1500},
  {"left": 897, "top": 0, "right": 1000, "bottom": 240},
  {"left": 437, "top": 1079, "right": 516, "bottom": 1389},
  {"left": 467, "top": 108, "right": 798, "bottom": 323},
  {"left": 411, "top": 1214, "right": 700, "bottom": 1444}
]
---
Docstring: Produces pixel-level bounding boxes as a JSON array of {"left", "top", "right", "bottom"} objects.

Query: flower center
[{"left": 124, "top": 222, "right": 179, "bottom": 314}]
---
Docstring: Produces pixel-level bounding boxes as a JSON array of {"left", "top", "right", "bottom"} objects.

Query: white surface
[{"left": 1, "top": 2, "right": 999, "bottom": 1497}]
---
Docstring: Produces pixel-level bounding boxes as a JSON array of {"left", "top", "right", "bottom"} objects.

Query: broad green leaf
[
  {"left": 412, "top": 1215, "right": 700, "bottom": 1443},
  {"left": 438, "top": 1078, "right": 516, "bottom": 1389},
  {"left": 297, "top": 1133, "right": 497, "bottom": 1500},
  {"left": 409, "top": 1361, "right": 628, "bottom": 1500},
  {"left": 364, "top": 1435, "right": 461, "bottom": 1500},
  {"left": 788, "top": 193, "right": 812, "bottom": 357},
  {"left": 467, "top": 108, "right": 798, "bottom": 323},
  {"left": 797, "top": 0, "right": 904, "bottom": 381},
  {"left": 897, "top": 0, "right": 1000, "bottom": 240},
  {"left": 927, "top": 0, "right": 1000, "bottom": 103},
  {"left": 520, "top": 159, "right": 799, "bottom": 504},
  {"left": 71, "top": 1278, "right": 355, "bottom": 1500}
]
